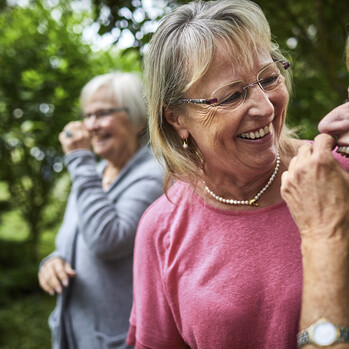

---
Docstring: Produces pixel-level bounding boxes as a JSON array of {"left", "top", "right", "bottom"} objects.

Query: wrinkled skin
[{"left": 281, "top": 133, "right": 349, "bottom": 240}]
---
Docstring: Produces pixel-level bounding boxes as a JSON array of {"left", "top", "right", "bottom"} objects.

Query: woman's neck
[
  {"left": 202, "top": 167, "right": 282, "bottom": 210},
  {"left": 199, "top": 138, "right": 304, "bottom": 210},
  {"left": 102, "top": 143, "right": 141, "bottom": 190}
]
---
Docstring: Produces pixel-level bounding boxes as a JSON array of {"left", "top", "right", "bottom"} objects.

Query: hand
[
  {"left": 281, "top": 134, "right": 349, "bottom": 240},
  {"left": 318, "top": 103, "right": 349, "bottom": 146},
  {"left": 59, "top": 121, "right": 91, "bottom": 154},
  {"left": 38, "top": 257, "right": 77, "bottom": 296}
]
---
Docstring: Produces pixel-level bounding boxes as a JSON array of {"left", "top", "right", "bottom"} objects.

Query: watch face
[{"left": 313, "top": 321, "right": 337, "bottom": 346}]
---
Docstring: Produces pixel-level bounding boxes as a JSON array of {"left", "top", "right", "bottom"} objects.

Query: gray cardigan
[{"left": 41, "top": 146, "right": 164, "bottom": 349}]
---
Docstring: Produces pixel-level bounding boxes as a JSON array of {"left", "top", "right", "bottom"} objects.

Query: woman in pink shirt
[{"left": 127, "top": 1, "right": 349, "bottom": 348}]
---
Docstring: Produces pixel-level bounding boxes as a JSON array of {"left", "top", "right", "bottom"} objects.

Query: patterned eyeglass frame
[{"left": 177, "top": 60, "right": 290, "bottom": 106}]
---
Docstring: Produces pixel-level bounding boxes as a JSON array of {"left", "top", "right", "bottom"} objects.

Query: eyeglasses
[
  {"left": 81, "top": 107, "right": 128, "bottom": 120},
  {"left": 178, "top": 60, "right": 290, "bottom": 111}
]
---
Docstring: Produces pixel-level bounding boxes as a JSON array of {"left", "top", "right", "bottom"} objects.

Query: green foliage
[
  {"left": 0, "top": 2, "right": 92, "bottom": 260},
  {"left": 255, "top": 0, "right": 349, "bottom": 138},
  {"left": 0, "top": 207, "right": 59, "bottom": 305},
  {"left": 92, "top": 0, "right": 187, "bottom": 51},
  {"left": 0, "top": 209, "right": 58, "bottom": 348},
  {"left": 0, "top": 293, "right": 55, "bottom": 349},
  {"left": 0, "top": 1, "right": 141, "bottom": 262},
  {"left": 0, "top": 248, "right": 39, "bottom": 305},
  {"left": 0, "top": 2, "right": 142, "bottom": 342}
]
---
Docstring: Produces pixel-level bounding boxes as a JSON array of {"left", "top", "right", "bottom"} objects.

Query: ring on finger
[{"left": 65, "top": 130, "right": 73, "bottom": 138}]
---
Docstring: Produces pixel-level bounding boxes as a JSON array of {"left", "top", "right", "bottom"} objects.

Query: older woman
[
  {"left": 126, "top": 1, "right": 349, "bottom": 349},
  {"left": 38, "top": 72, "right": 163, "bottom": 349}
]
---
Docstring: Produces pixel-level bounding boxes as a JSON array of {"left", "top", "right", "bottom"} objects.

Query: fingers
[
  {"left": 287, "top": 136, "right": 336, "bottom": 175},
  {"left": 312, "top": 134, "right": 336, "bottom": 157},
  {"left": 296, "top": 142, "right": 313, "bottom": 157},
  {"left": 318, "top": 103, "right": 349, "bottom": 137},
  {"left": 64, "top": 263, "right": 77, "bottom": 277},
  {"left": 59, "top": 121, "right": 91, "bottom": 154},
  {"left": 287, "top": 142, "right": 312, "bottom": 172},
  {"left": 38, "top": 257, "right": 76, "bottom": 296},
  {"left": 281, "top": 137, "right": 349, "bottom": 238},
  {"left": 281, "top": 143, "right": 309, "bottom": 197},
  {"left": 60, "top": 121, "right": 88, "bottom": 142},
  {"left": 280, "top": 170, "right": 289, "bottom": 187}
]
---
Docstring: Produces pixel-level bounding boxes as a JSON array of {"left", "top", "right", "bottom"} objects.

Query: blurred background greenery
[{"left": 0, "top": 0, "right": 348, "bottom": 347}]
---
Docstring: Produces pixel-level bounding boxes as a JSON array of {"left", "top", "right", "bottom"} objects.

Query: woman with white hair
[{"left": 38, "top": 72, "right": 164, "bottom": 349}]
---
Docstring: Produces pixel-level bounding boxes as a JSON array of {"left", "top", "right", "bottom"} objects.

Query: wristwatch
[{"left": 297, "top": 318, "right": 349, "bottom": 348}]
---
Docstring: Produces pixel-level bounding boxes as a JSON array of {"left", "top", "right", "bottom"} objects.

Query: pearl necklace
[{"left": 204, "top": 152, "right": 281, "bottom": 207}]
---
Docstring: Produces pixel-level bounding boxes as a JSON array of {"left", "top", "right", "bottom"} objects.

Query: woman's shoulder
[
  {"left": 136, "top": 181, "right": 192, "bottom": 240},
  {"left": 132, "top": 146, "right": 164, "bottom": 176},
  {"left": 141, "top": 181, "right": 190, "bottom": 217},
  {"left": 134, "top": 193, "right": 171, "bottom": 253}
]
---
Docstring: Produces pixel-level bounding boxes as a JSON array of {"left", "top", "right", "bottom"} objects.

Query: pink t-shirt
[{"left": 128, "top": 153, "right": 349, "bottom": 349}]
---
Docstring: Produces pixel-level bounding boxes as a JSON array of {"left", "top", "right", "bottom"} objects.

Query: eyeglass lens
[{"left": 211, "top": 61, "right": 284, "bottom": 110}]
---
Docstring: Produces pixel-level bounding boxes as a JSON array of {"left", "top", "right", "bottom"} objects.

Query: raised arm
[
  {"left": 281, "top": 134, "right": 349, "bottom": 348},
  {"left": 65, "top": 148, "right": 163, "bottom": 260}
]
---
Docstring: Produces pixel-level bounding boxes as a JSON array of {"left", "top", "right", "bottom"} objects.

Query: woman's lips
[
  {"left": 237, "top": 123, "right": 272, "bottom": 140},
  {"left": 92, "top": 134, "right": 111, "bottom": 142}
]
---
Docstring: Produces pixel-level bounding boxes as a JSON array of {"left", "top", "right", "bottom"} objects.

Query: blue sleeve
[{"left": 64, "top": 149, "right": 163, "bottom": 260}]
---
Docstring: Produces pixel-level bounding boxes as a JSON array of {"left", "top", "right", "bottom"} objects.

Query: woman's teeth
[{"left": 238, "top": 123, "right": 272, "bottom": 139}]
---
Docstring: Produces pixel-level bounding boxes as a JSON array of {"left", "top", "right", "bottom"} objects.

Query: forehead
[
  {"left": 84, "top": 96, "right": 116, "bottom": 112},
  {"left": 189, "top": 46, "right": 273, "bottom": 96},
  {"left": 83, "top": 87, "right": 118, "bottom": 110}
]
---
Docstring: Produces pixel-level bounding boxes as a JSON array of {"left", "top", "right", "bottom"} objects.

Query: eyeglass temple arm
[
  {"left": 281, "top": 60, "right": 290, "bottom": 70},
  {"left": 179, "top": 98, "right": 218, "bottom": 105}
]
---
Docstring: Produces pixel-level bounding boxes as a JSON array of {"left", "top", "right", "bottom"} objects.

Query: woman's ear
[{"left": 162, "top": 103, "right": 189, "bottom": 140}]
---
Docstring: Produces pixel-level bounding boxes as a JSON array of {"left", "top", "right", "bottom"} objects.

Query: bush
[{"left": 0, "top": 292, "right": 55, "bottom": 349}]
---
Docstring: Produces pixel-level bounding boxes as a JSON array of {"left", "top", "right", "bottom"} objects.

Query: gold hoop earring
[{"left": 182, "top": 138, "right": 188, "bottom": 149}]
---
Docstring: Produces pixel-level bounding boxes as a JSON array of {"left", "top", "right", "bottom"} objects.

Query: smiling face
[
  {"left": 83, "top": 88, "right": 139, "bottom": 165},
  {"left": 167, "top": 48, "right": 289, "bottom": 182}
]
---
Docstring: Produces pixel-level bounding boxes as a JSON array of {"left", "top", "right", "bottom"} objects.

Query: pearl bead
[{"left": 204, "top": 152, "right": 280, "bottom": 206}]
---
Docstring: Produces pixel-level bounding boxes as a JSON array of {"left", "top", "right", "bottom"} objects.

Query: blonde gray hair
[
  {"left": 346, "top": 36, "right": 349, "bottom": 70},
  {"left": 144, "top": 0, "right": 293, "bottom": 191},
  {"left": 80, "top": 71, "right": 147, "bottom": 132}
]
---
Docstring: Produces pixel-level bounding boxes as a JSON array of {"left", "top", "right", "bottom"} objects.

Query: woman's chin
[
  {"left": 91, "top": 144, "right": 110, "bottom": 159},
  {"left": 91, "top": 137, "right": 109, "bottom": 151}
]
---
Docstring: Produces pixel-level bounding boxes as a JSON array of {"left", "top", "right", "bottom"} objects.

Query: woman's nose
[
  {"left": 84, "top": 115, "right": 99, "bottom": 131},
  {"left": 245, "top": 85, "right": 274, "bottom": 117}
]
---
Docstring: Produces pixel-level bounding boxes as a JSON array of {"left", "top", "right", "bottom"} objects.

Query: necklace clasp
[{"left": 248, "top": 198, "right": 259, "bottom": 206}]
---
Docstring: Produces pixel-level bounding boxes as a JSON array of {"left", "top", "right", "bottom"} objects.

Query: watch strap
[{"left": 297, "top": 319, "right": 349, "bottom": 348}]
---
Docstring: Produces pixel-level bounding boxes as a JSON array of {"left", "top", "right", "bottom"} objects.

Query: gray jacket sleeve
[
  {"left": 65, "top": 148, "right": 163, "bottom": 260},
  {"left": 39, "top": 193, "right": 77, "bottom": 269}
]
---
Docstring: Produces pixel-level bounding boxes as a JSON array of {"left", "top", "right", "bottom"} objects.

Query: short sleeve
[{"left": 127, "top": 204, "right": 188, "bottom": 349}]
